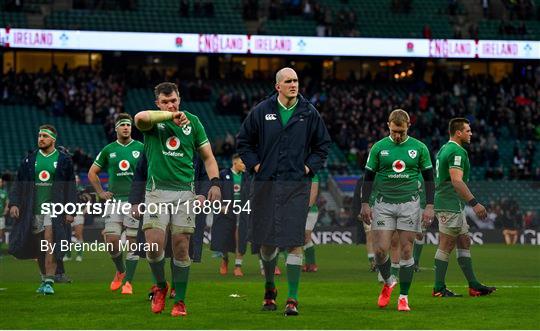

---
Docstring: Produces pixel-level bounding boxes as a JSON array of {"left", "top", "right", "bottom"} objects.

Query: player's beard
[{"left": 38, "top": 141, "right": 53, "bottom": 151}]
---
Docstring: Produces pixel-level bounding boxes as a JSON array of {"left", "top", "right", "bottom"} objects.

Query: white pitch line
[{"left": 422, "top": 285, "right": 540, "bottom": 288}]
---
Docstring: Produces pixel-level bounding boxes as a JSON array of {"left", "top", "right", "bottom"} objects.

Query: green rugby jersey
[
  {"left": 94, "top": 139, "right": 144, "bottom": 201},
  {"left": 0, "top": 188, "right": 7, "bottom": 215},
  {"left": 143, "top": 111, "right": 209, "bottom": 191},
  {"left": 232, "top": 170, "right": 242, "bottom": 201},
  {"left": 34, "top": 149, "right": 59, "bottom": 215},
  {"left": 435, "top": 141, "right": 470, "bottom": 213},
  {"left": 365, "top": 136, "right": 432, "bottom": 204},
  {"left": 278, "top": 98, "right": 298, "bottom": 126},
  {"left": 310, "top": 174, "right": 319, "bottom": 212}
]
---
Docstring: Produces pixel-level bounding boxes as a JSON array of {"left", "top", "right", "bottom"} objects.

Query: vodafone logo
[
  {"left": 392, "top": 160, "right": 406, "bottom": 173},
  {"left": 234, "top": 184, "right": 241, "bottom": 193},
  {"left": 39, "top": 170, "right": 50, "bottom": 181},
  {"left": 118, "top": 160, "right": 130, "bottom": 171},
  {"left": 166, "top": 136, "right": 181, "bottom": 151}
]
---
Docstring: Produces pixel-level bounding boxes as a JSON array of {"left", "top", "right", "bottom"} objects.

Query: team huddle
[{"left": 6, "top": 67, "right": 495, "bottom": 318}]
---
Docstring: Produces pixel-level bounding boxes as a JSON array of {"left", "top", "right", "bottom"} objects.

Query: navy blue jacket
[
  {"left": 210, "top": 168, "right": 249, "bottom": 254},
  {"left": 236, "top": 93, "right": 331, "bottom": 247},
  {"left": 237, "top": 93, "right": 331, "bottom": 180},
  {"left": 9, "top": 149, "right": 77, "bottom": 259}
]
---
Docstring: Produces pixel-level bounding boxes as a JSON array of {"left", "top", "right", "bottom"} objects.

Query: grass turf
[{"left": 0, "top": 244, "right": 538, "bottom": 329}]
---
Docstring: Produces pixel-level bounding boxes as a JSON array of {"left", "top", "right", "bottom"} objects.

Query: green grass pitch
[{"left": 0, "top": 244, "right": 539, "bottom": 329}]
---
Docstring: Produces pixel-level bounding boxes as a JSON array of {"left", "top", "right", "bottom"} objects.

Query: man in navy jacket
[
  {"left": 237, "top": 67, "right": 331, "bottom": 315},
  {"left": 9, "top": 125, "right": 76, "bottom": 295},
  {"left": 210, "top": 154, "right": 250, "bottom": 276}
]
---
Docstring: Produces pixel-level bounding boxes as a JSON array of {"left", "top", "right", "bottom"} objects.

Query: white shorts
[
  {"left": 305, "top": 211, "right": 318, "bottom": 231},
  {"left": 437, "top": 210, "right": 469, "bottom": 237},
  {"left": 32, "top": 214, "right": 52, "bottom": 234},
  {"left": 103, "top": 201, "right": 139, "bottom": 236},
  {"left": 0, "top": 216, "right": 5, "bottom": 230},
  {"left": 142, "top": 189, "right": 196, "bottom": 234},
  {"left": 372, "top": 198, "right": 422, "bottom": 233}
]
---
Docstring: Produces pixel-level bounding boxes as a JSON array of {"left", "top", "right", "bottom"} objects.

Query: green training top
[
  {"left": 278, "top": 98, "right": 298, "bottom": 126},
  {"left": 232, "top": 170, "right": 242, "bottom": 201},
  {"left": 94, "top": 139, "right": 144, "bottom": 201},
  {"left": 34, "top": 149, "right": 59, "bottom": 215},
  {"left": 143, "top": 111, "right": 209, "bottom": 192},
  {"left": 435, "top": 140, "right": 470, "bottom": 213},
  {"left": 0, "top": 188, "right": 7, "bottom": 215},
  {"left": 310, "top": 174, "right": 319, "bottom": 212},
  {"left": 365, "top": 136, "right": 432, "bottom": 204}
]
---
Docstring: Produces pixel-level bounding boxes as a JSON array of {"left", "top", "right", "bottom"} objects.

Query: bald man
[{"left": 237, "top": 67, "right": 331, "bottom": 316}]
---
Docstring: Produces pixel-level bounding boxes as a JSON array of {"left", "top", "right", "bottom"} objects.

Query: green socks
[
  {"left": 111, "top": 252, "right": 125, "bottom": 273},
  {"left": 399, "top": 259, "right": 415, "bottom": 295},
  {"left": 457, "top": 249, "right": 481, "bottom": 288},
  {"left": 434, "top": 249, "right": 450, "bottom": 291},
  {"left": 413, "top": 239, "right": 424, "bottom": 266},
  {"left": 286, "top": 253, "right": 303, "bottom": 301},
  {"left": 304, "top": 242, "right": 316, "bottom": 265},
  {"left": 391, "top": 263, "right": 400, "bottom": 278},
  {"left": 377, "top": 255, "right": 392, "bottom": 281},
  {"left": 148, "top": 254, "right": 166, "bottom": 288},
  {"left": 172, "top": 259, "right": 190, "bottom": 303},
  {"left": 124, "top": 253, "right": 139, "bottom": 283},
  {"left": 260, "top": 249, "right": 278, "bottom": 290}
]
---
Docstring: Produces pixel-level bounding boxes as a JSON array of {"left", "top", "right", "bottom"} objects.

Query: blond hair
[{"left": 388, "top": 109, "right": 410, "bottom": 126}]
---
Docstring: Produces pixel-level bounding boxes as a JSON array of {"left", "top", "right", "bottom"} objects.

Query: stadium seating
[
  {"left": 260, "top": 0, "right": 453, "bottom": 38},
  {"left": 469, "top": 180, "right": 540, "bottom": 213},
  {"left": 36, "top": 0, "right": 457, "bottom": 38},
  {"left": 478, "top": 19, "right": 539, "bottom": 40},
  {"left": 0, "top": 11, "right": 28, "bottom": 28},
  {"left": 45, "top": 0, "right": 247, "bottom": 34},
  {"left": 0, "top": 105, "right": 107, "bottom": 170}
]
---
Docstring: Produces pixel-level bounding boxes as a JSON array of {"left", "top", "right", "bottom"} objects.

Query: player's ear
[{"left": 154, "top": 99, "right": 160, "bottom": 108}]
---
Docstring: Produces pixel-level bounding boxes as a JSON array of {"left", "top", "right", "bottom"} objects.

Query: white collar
[{"left": 39, "top": 149, "right": 57, "bottom": 157}]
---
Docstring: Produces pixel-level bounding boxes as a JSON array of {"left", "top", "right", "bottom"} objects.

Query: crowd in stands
[
  {"left": 303, "top": 69, "right": 539, "bottom": 180},
  {"left": 502, "top": 0, "right": 538, "bottom": 21},
  {"left": 179, "top": 0, "right": 215, "bottom": 17},
  {"left": 1, "top": 66, "right": 538, "bottom": 179},
  {"left": 467, "top": 197, "right": 538, "bottom": 242},
  {"left": 252, "top": 0, "right": 358, "bottom": 37},
  {"left": 0, "top": 66, "right": 126, "bottom": 127},
  {"left": 72, "top": 0, "right": 137, "bottom": 11}
]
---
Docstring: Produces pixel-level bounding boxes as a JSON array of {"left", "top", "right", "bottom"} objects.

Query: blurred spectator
[
  {"left": 448, "top": 0, "right": 458, "bottom": 15},
  {"left": 468, "top": 23, "right": 479, "bottom": 39},
  {"left": 482, "top": 0, "right": 489, "bottom": 18},
  {"left": 422, "top": 25, "right": 432, "bottom": 39},
  {"left": 269, "top": 0, "right": 282, "bottom": 20},
  {"left": 303, "top": 0, "right": 313, "bottom": 19},
  {"left": 180, "top": 0, "right": 189, "bottom": 16},
  {"left": 4, "top": 0, "right": 23, "bottom": 12},
  {"left": 203, "top": 0, "right": 215, "bottom": 17},
  {"left": 499, "top": 209, "right": 520, "bottom": 245},
  {"left": 391, "top": 0, "right": 411, "bottom": 13},
  {"left": 522, "top": 211, "right": 536, "bottom": 229},
  {"left": 194, "top": 0, "right": 202, "bottom": 16},
  {"left": 242, "top": 0, "right": 258, "bottom": 20}
]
